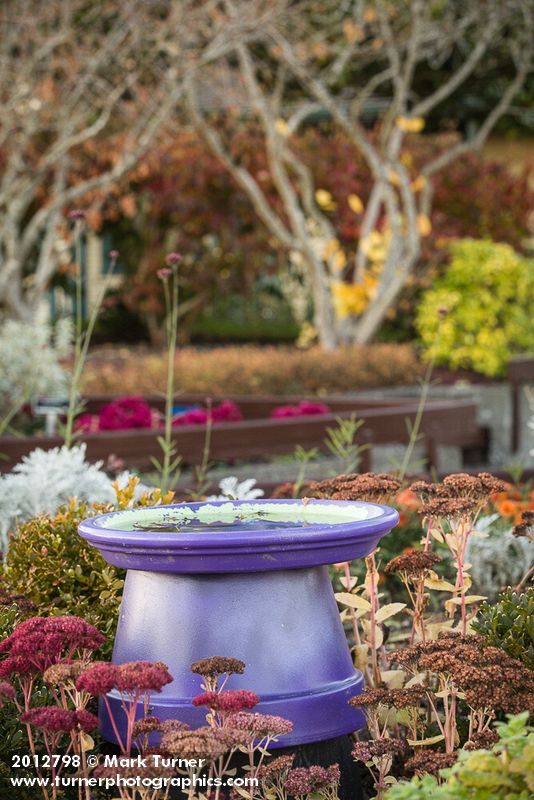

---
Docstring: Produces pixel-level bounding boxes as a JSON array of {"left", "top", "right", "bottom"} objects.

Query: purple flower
[
  {"left": 67, "top": 210, "right": 86, "bottom": 220},
  {"left": 157, "top": 267, "right": 172, "bottom": 280},
  {"left": 109, "top": 250, "right": 120, "bottom": 259}
]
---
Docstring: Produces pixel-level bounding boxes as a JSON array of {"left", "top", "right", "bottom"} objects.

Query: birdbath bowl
[{"left": 79, "top": 499, "right": 399, "bottom": 747}]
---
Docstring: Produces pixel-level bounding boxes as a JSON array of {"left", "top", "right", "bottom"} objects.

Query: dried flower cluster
[
  {"left": 308, "top": 472, "right": 401, "bottom": 503},
  {"left": 190, "top": 656, "right": 245, "bottom": 678},
  {"left": 226, "top": 711, "right": 293, "bottom": 737},
  {"left": 404, "top": 749, "right": 457, "bottom": 775},
  {"left": 391, "top": 633, "right": 534, "bottom": 714},
  {"left": 283, "top": 764, "right": 340, "bottom": 796},
  {"left": 350, "top": 685, "right": 426, "bottom": 710},
  {"left": 352, "top": 738, "right": 406, "bottom": 762},
  {"left": 385, "top": 549, "right": 441, "bottom": 576},
  {"left": 411, "top": 473, "right": 506, "bottom": 519}
]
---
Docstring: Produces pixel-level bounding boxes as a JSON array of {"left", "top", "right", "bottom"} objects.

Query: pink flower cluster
[
  {"left": 76, "top": 660, "right": 173, "bottom": 696},
  {"left": 172, "top": 400, "right": 242, "bottom": 427},
  {"left": 75, "top": 397, "right": 243, "bottom": 432},
  {"left": 270, "top": 401, "right": 331, "bottom": 419},
  {"left": 192, "top": 689, "right": 259, "bottom": 713},
  {"left": 21, "top": 706, "right": 98, "bottom": 733},
  {"left": 75, "top": 396, "right": 157, "bottom": 432},
  {"left": 0, "top": 617, "right": 105, "bottom": 677}
]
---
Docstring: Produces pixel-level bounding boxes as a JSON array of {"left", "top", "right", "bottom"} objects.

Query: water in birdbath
[{"left": 98, "top": 501, "right": 372, "bottom": 534}]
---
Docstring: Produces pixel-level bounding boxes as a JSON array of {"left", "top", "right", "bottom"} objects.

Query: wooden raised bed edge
[{"left": 0, "top": 394, "right": 488, "bottom": 474}]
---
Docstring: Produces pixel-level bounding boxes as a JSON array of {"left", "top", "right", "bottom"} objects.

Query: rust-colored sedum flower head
[
  {"left": 43, "top": 660, "right": 89, "bottom": 686},
  {"left": 161, "top": 726, "right": 232, "bottom": 760},
  {"left": 390, "top": 632, "right": 534, "bottom": 715},
  {"left": 257, "top": 754, "right": 294, "bottom": 780},
  {"left": 132, "top": 716, "right": 163, "bottom": 738},
  {"left": 405, "top": 750, "right": 457, "bottom": 775},
  {"left": 190, "top": 656, "right": 245, "bottom": 678},
  {"left": 349, "top": 685, "right": 425, "bottom": 710},
  {"left": 284, "top": 764, "right": 340, "bottom": 796},
  {"left": 384, "top": 549, "right": 441, "bottom": 577},
  {"left": 352, "top": 738, "right": 405, "bottom": 763},
  {"left": 225, "top": 711, "right": 293, "bottom": 737},
  {"left": 307, "top": 472, "right": 401, "bottom": 504}
]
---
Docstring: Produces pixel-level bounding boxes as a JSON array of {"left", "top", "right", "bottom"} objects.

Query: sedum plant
[
  {"left": 416, "top": 239, "right": 534, "bottom": 377},
  {"left": 473, "top": 587, "right": 534, "bottom": 670}
]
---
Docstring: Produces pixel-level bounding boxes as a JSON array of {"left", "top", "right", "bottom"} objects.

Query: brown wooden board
[{"left": 0, "top": 395, "right": 486, "bottom": 473}]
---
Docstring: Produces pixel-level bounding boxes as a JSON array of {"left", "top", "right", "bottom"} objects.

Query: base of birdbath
[{"left": 79, "top": 499, "right": 398, "bottom": 747}]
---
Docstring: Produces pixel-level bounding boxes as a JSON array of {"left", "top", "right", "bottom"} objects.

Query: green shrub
[
  {"left": 473, "top": 587, "right": 534, "bottom": 669},
  {"left": 416, "top": 240, "right": 534, "bottom": 377},
  {"left": 384, "top": 712, "right": 534, "bottom": 800},
  {"left": 1, "top": 482, "right": 174, "bottom": 657}
]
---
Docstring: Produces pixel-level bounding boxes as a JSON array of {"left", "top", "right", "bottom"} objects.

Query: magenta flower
[
  {"left": 271, "top": 401, "right": 330, "bottom": 419},
  {"left": 76, "top": 662, "right": 119, "bottom": 696},
  {"left": 0, "top": 680, "right": 15, "bottom": 706},
  {"left": 0, "top": 617, "right": 105, "bottom": 674},
  {"left": 157, "top": 267, "right": 172, "bottom": 281},
  {"left": 192, "top": 690, "right": 259, "bottom": 713},
  {"left": 109, "top": 250, "right": 120, "bottom": 259},
  {"left": 75, "top": 709, "right": 99, "bottom": 732},
  {"left": 98, "top": 396, "right": 153, "bottom": 431},
  {"left": 172, "top": 401, "right": 243, "bottom": 427},
  {"left": 21, "top": 707, "right": 78, "bottom": 733},
  {"left": 67, "top": 210, "right": 86, "bottom": 220}
]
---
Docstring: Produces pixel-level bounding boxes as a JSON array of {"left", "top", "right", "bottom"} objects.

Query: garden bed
[{"left": 0, "top": 393, "right": 487, "bottom": 473}]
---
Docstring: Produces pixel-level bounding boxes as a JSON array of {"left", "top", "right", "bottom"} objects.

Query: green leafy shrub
[
  {"left": 1, "top": 482, "right": 174, "bottom": 656},
  {"left": 473, "top": 587, "right": 534, "bottom": 669},
  {"left": 416, "top": 240, "right": 534, "bottom": 376},
  {"left": 384, "top": 712, "right": 534, "bottom": 799}
]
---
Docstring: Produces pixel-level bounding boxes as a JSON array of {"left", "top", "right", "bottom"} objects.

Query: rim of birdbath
[{"left": 79, "top": 499, "right": 399, "bottom": 573}]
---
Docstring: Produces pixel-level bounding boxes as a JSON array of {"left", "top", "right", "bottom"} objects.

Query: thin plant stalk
[
  {"left": 64, "top": 219, "right": 118, "bottom": 446},
  {"left": 152, "top": 255, "right": 182, "bottom": 493}
]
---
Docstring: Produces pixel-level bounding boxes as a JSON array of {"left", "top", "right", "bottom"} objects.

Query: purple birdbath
[{"left": 78, "top": 499, "right": 398, "bottom": 748}]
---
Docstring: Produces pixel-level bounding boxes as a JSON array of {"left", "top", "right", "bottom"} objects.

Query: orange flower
[
  {"left": 498, "top": 499, "right": 519, "bottom": 518},
  {"left": 395, "top": 488, "right": 421, "bottom": 511}
]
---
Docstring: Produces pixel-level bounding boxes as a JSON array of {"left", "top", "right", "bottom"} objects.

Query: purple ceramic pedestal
[{"left": 78, "top": 499, "right": 398, "bottom": 747}]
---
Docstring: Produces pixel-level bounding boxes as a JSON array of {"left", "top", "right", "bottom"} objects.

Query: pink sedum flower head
[
  {"left": 76, "top": 662, "right": 119, "bottom": 696},
  {"left": 192, "top": 689, "right": 259, "bottom": 713},
  {"left": 21, "top": 707, "right": 78, "bottom": 733},
  {"left": 116, "top": 661, "right": 173, "bottom": 693}
]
